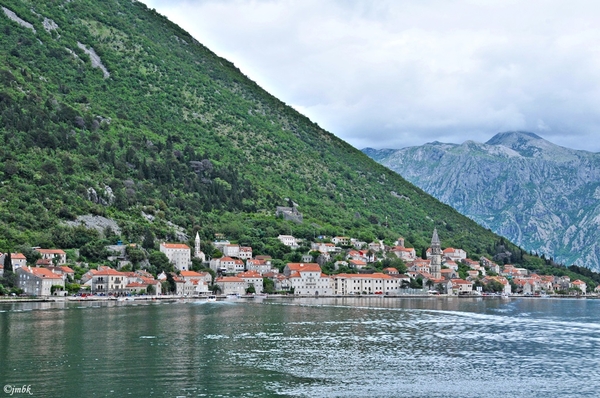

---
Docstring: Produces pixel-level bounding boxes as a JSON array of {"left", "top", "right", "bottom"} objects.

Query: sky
[{"left": 140, "top": 0, "right": 600, "bottom": 152}]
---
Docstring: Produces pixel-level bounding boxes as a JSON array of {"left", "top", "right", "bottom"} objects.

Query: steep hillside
[
  {"left": 364, "top": 132, "right": 600, "bottom": 270},
  {"left": 0, "top": 0, "right": 523, "bottom": 262}
]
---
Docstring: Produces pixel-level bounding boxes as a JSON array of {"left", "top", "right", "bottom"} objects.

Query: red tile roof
[
  {"left": 335, "top": 273, "right": 392, "bottom": 280},
  {"left": 95, "top": 268, "right": 125, "bottom": 276},
  {"left": 180, "top": 271, "right": 203, "bottom": 277},
  {"left": 36, "top": 249, "right": 66, "bottom": 255},
  {"left": 286, "top": 263, "right": 321, "bottom": 272},
  {"left": 160, "top": 243, "right": 190, "bottom": 249},
  {"left": 26, "top": 267, "right": 63, "bottom": 279},
  {"left": 238, "top": 270, "right": 262, "bottom": 278},
  {"left": 216, "top": 276, "right": 244, "bottom": 283}
]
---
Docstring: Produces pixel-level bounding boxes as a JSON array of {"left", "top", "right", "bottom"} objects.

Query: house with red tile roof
[
  {"left": 42, "top": 266, "right": 75, "bottom": 282},
  {"left": 180, "top": 270, "right": 212, "bottom": 285},
  {"left": 210, "top": 257, "right": 245, "bottom": 275},
  {"left": 91, "top": 268, "right": 127, "bottom": 294},
  {"left": 160, "top": 242, "right": 191, "bottom": 271},
  {"left": 570, "top": 280, "right": 587, "bottom": 295},
  {"left": 462, "top": 259, "right": 481, "bottom": 270},
  {"left": 17, "top": 266, "right": 65, "bottom": 296},
  {"left": 389, "top": 246, "right": 416, "bottom": 261},
  {"left": 467, "top": 270, "right": 480, "bottom": 280},
  {"left": 440, "top": 268, "right": 458, "bottom": 279},
  {"left": 442, "top": 247, "right": 467, "bottom": 261},
  {"left": 238, "top": 246, "right": 253, "bottom": 260},
  {"left": 246, "top": 259, "right": 273, "bottom": 275},
  {"left": 331, "top": 236, "right": 350, "bottom": 246},
  {"left": 238, "top": 270, "right": 263, "bottom": 293},
  {"left": 407, "top": 258, "right": 431, "bottom": 274},
  {"left": 34, "top": 248, "right": 67, "bottom": 265},
  {"left": 513, "top": 279, "right": 534, "bottom": 295},
  {"left": 332, "top": 273, "right": 403, "bottom": 295},
  {"left": 284, "top": 263, "right": 333, "bottom": 296},
  {"left": 442, "top": 259, "right": 459, "bottom": 271},
  {"left": 480, "top": 257, "right": 500, "bottom": 274},
  {"left": 278, "top": 235, "right": 300, "bottom": 248},
  {"left": 450, "top": 279, "right": 473, "bottom": 295},
  {"left": 215, "top": 276, "right": 246, "bottom": 295},
  {"left": 0, "top": 252, "right": 27, "bottom": 270},
  {"left": 483, "top": 276, "right": 511, "bottom": 295},
  {"left": 348, "top": 259, "right": 367, "bottom": 269}
]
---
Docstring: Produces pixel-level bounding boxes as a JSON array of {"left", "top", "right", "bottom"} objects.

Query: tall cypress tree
[
  {"left": 3, "top": 251, "right": 15, "bottom": 288},
  {"left": 4, "top": 251, "right": 13, "bottom": 274}
]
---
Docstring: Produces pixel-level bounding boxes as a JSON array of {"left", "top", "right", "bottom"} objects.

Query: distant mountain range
[{"left": 363, "top": 132, "right": 600, "bottom": 270}]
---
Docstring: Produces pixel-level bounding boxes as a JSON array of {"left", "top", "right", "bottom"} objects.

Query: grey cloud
[{"left": 142, "top": 0, "right": 600, "bottom": 152}]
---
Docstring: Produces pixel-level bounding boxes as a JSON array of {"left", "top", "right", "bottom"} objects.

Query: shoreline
[{"left": 0, "top": 293, "right": 594, "bottom": 304}]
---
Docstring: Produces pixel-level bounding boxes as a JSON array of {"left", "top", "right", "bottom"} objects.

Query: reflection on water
[{"left": 1, "top": 297, "right": 599, "bottom": 397}]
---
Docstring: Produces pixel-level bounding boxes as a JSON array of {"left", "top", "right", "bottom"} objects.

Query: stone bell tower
[{"left": 430, "top": 228, "right": 442, "bottom": 280}]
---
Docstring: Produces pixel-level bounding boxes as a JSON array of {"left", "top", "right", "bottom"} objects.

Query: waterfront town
[{"left": 0, "top": 228, "right": 591, "bottom": 299}]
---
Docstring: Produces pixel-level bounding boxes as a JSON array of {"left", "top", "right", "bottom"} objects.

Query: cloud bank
[{"left": 141, "top": 0, "right": 600, "bottom": 152}]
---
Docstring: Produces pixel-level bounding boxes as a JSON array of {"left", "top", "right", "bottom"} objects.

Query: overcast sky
[{"left": 141, "top": 0, "right": 600, "bottom": 152}]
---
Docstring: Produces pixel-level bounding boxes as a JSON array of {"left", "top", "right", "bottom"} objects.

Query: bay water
[{"left": 1, "top": 297, "right": 599, "bottom": 397}]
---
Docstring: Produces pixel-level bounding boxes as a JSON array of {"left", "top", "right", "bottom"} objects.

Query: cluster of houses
[{"left": 0, "top": 230, "right": 591, "bottom": 297}]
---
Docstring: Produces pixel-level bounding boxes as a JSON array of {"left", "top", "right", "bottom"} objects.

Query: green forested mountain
[{"left": 0, "top": 0, "right": 574, "bottom": 276}]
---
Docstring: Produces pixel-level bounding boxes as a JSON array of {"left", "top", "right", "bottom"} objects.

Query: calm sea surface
[{"left": 1, "top": 297, "right": 599, "bottom": 398}]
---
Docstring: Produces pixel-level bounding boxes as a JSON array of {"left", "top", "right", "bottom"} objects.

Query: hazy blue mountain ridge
[{"left": 363, "top": 132, "right": 600, "bottom": 270}]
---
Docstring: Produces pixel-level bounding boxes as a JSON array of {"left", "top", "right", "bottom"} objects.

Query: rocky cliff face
[{"left": 363, "top": 132, "right": 600, "bottom": 270}]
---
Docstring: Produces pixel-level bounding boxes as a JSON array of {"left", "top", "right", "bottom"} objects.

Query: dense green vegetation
[{"left": 0, "top": 0, "right": 598, "bottom": 288}]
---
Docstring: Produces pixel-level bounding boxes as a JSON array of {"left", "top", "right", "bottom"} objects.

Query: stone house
[
  {"left": 17, "top": 266, "right": 65, "bottom": 296},
  {"left": 91, "top": 268, "right": 127, "bottom": 295}
]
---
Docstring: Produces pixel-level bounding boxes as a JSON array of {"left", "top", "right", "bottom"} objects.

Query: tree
[
  {"left": 80, "top": 241, "right": 108, "bottom": 263},
  {"left": 50, "top": 285, "right": 64, "bottom": 295},
  {"left": 4, "top": 252, "right": 13, "bottom": 274},
  {"left": 147, "top": 284, "right": 155, "bottom": 295},
  {"left": 435, "top": 283, "right": 445, "bottom": 294},
  {"left": 65, "top": 283, "right": 80, "bottom": 295},
  {"left": 142, "top": 229, "right": 155, "bottom": 250},
  {"left": 148, "top": 251, "right": 173, "bottom": 276},
  {"left": 191, "top": 258, "right": 204, "bottom": 271},
  {"left": 263, "top": 278, "right": 275, "bottom": 294},
  {"left": 410, "top": 278, "right": 423, "bottom": 289},
  {"left": 165, "top": 272, "right": 176, "bottom": 294},
  {"left": 126, "top": 245, "right": 146, "bottom": 264},
  {"left": 2, "top": 252, "right": 16, "bottom": 288},
  {"left": 425, "top": 279, "right": 434, "bottom": 291},
  {"left": 246, "top": 283, "right": 256, "bottom": 294}
]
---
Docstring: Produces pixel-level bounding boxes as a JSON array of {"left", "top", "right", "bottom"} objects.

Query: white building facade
[{"left": 160, "top": 243, "right": 191, "bottom": 271}]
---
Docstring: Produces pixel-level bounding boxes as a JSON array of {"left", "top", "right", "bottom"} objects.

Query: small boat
[
  {"left": 225, "top": 293, "right": 240, "bottom": 300},
  {"left": 207, "top": 295, "right": 217, "bottom": 302}
]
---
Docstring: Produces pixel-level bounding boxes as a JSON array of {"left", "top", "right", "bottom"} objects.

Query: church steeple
[
  {"left": 430, "top": 228, "right": 441, "bottom": 279},
  {"left": 431, "top": 228, "right": 441, "bottom": 255}
]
